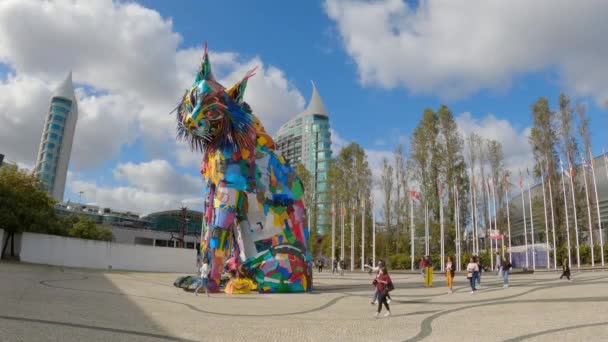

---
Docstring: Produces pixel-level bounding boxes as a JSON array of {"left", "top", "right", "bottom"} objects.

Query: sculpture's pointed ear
[
  {"left": 196, "top": 42, "right": 215, "bottom": 82},
  {"left": 226, "top": 67, "right": 257, "bottom": 103}
]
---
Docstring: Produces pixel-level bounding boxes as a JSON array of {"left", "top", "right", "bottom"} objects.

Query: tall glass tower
[
  {"left": 35, "top": 72, "right": 78, "bottom": 202},
  {"left": 274, "top": 81, "right": 332, "bottom": 234}
]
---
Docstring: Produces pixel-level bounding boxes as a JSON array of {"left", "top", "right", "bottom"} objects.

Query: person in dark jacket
[
  {"left": 500, "top": 258, "right": 512, "bottom": 288},
  {"left": 560, "top": 258, "right": 571, "bottom": 281},
  {"left": 445, "top": 256, "right": 455, "bottom": 294},
  {"left": 475, "top": 256, "right": 483, "bottom": 289}
]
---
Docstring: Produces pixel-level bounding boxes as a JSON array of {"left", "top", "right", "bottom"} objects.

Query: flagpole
[
  {"left": 350, "top": 203, "right": 355, "bottom": 272},
  {"left": 361, "top": 199, "right": 365, "bottom": 271},
  {"left": 491, "top": 177, "right": 499, "bottom": 264},
  {"left": 547, "top": 159, "right": 557, "bottom": 269},
  {"left": 486, "top": 178, "right": 494, "bottom": 270},
  {"left": 468, "top": 175, "right": 475, "bottom": 255},
  {"left": 560, "top": 160, "right": 573, "bottom": 269},
  {"left": 341, "top": 203, "right": 345, "bottom": 262},
  {"left": 504, "top": 176, "right": 512, "bottom": 263},
  {"left": 372, "top": 200, "right": 376, "bottom": 267},
  {"left": 520, "top": 171, "right": 529, "bottom": 268},
  {"left": 581, "top": 157, "right": 595, "bottom": 267},
  {"left": 526, "top": 170, "right": 536, "bottom": 270},
  {"left": 410, "top": 190, "right": 415, "bottom": 271},
  {"left": 331, "top": 203, "right": 336, "bottom": 270},
  {"left": 591, "top": 150, "right": 604, "bottom": 266},
  {"left": 425, "top": 201, "right": 429, "bottom": 255},
  {"left": 472, "top": 176, "right": 479, "bottom": 255},
  {"left": 439, "top": 181, "right": 445, "bottom": 272},
  {"left": 567, "top": 158, "right": 581, "bottom": 269},
  {"left": 540, "top": 164, "right": 550, "bottom": 269},
  {"left": 454, "top": 183, "right": 460, "bottom": 271}
]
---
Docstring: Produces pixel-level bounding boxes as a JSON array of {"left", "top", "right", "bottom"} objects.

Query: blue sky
[{"left": 1, "top": 0, "right": 608, "bottom": 214}]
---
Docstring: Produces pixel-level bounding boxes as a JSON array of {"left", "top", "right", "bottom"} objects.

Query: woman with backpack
[{"left": 373, "top": 265, "right": 392, "bottom": 317}]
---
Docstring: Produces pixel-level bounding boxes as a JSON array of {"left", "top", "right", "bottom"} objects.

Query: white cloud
[
  {"left": 325, "top": 0, "right": 608, "bottom": 104},
  {"left": 0, "top": 0, "right": 181, "bottom": 99},
  {"left": 113, "top": 159, "right": 200, "bottom": 194},
  {"left": 0, "top": 0, "right": 308, "bottom": 213},
  {"left": 374, "top": 138, "right": 386, "bottom": 146},
  {"left": 456, "top": 112, "right": 533, "bottom": 176},
  {"left": 72, "top": 91, "right": 142, "bottom": 169},
  {"left": 329, "top": 128, "right": 349, "bottom": 155},
  {"left": 0, "top": 74, "right": 52, "bottom": 166},
  {"left": 72, "top": 180, "right": 201, "bottom": 215},
  {"left": 70, "top": 160, "right": 202, "bottom": 214}
]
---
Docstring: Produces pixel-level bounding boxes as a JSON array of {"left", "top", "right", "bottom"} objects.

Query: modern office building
[
  {"left": 34, "top": 72, "right": 78, "bottom": 202},
  {"left": 274, "top": 81, "right": 332, "bottom": 234}
]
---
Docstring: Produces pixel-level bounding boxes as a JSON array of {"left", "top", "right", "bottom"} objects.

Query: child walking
[{"left": 194, "top": 258, "right": 210, "bottom": 297}]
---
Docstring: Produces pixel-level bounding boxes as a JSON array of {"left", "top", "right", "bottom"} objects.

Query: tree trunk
[{"left": 1, "top": 232, "right": 9, "bottom": 259}]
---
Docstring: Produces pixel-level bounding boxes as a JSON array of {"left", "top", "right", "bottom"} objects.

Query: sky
[{"left": 2, "top": 0, "right": 608, "bottom": 215}]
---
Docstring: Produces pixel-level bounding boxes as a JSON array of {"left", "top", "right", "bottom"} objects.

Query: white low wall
[{"left": 20, "top": 232, "right": 196, "bottom": 273}]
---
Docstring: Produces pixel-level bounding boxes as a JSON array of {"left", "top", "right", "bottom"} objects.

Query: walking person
[
  {"left": 445, "top": 256, "right": 455, "bottom": 294},
  {"left": 369, "top": 260, "right": 391, "bottom": 304},
  {"left": 373, "top": 265, "right": 392, "bottom": 317},
  {"left": 501, "top": 258, "right": 512, "bottom": 288},
  {"left": 467, "top": 257, "right": 479, "bottom": 294},
  {"left": 420, "top": 256, "right": 427, "bottom": 279},
  {"left": 332, "top": 258, "right": 338, "bottom": 274},
  {"left": 475, "top": 256, "right": 483, "bottom": 289},
  {"left": 194, "top": 258, "right": 210, "bottom": 297},
  {"left": 560, "top": 258, "right": 571, "bottom": 281},
  {"left": 495, "top": 252, "right": 502, "bottom": 276},
  {"left": 424, "top": 255, "right": 433, "bottom": 287},
  {"left": 338, "top": 259, "right": 345, "bottom": 276}
]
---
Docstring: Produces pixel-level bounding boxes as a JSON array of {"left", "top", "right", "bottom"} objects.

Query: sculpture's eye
[{"left": 189, "top": 90, "right": 196, "bottom": 108}]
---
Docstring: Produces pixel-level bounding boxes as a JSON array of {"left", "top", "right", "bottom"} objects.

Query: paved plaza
[{"left": 1, "top": 262, "right": 608, "bottom": 341}]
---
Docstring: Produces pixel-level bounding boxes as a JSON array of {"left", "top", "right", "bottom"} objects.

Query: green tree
[
  {"left": 295, "top": 163, "right": 318, "bottom": 254},
  {"left": 437, "top": 105, "right": 468, "bottom": 255},
  {"left": 380, "top": 157, "right": 394, "bottom": 257},
  {"left": 68, "top": 217, "right": 113, "bottom": 241},
  {"left": 326, "top": 143, "right": 372, "bottom": 267},
  {"left": 0, "top": 166, "right": 60, "bottom": 257}
]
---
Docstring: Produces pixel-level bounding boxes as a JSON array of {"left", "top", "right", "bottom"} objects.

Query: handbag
[
  {"left": 467, "top": 271, "right": 473, "bottom": 278},
  {"left": 387, "top": 281, "right": 395, "bottom": 292}
]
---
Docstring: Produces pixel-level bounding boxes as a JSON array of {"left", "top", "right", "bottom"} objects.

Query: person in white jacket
[
  {"left": 466, "top": 257, "right": 480, "bottom": 294},
  {"left": 195, "top": 258, "right": 210, "bottom": 297}
]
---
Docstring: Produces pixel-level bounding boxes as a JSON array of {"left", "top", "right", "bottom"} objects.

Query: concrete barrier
[{"left": 20, "top": 232, "right": 196, "bottom": 273}]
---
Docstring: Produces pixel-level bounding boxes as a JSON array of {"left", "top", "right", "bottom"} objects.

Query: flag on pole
[
  {"left": 560, "top": 158, "right": 569, "bottom": 178},
  {"left": 569, "top": 162, "right": 576, "bottom": 178},
  {"left": 519, "top": 170, "right": 523, "bottom": 189}
]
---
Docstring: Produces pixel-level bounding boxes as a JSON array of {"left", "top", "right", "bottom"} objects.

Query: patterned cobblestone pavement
[{"left": 1, "top": 262, "right": 607, "bottom": 341}]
